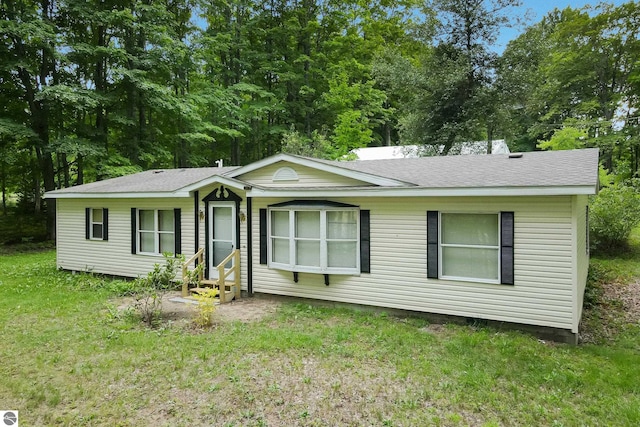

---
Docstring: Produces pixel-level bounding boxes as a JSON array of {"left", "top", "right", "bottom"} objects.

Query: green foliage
[
  {"left": 537, "top": 125, "right": 588, "bottom": 151},
  {"left": 0, "top": 212, "right": 48, "bottom": 245},
  {"left": 280, "top": 128, "right": 336, "bottom": 160},
  {"left": 589, "top": 184, "right": 640, "bottom": 254},
  {"left": 132, "top": 253, "right": 181, "bottom": 327},
  {"left": 184, "top": 263, "right": 204, "bottom": 290}
]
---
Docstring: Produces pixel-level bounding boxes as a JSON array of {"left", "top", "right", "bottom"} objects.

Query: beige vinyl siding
[
  {"left": 251, "top": 196, "right": 577, "bottom": 330},
  {"left": 238, "top": 161, "right": 372, "bottom": 187},
  {"left": 573, "top": 195, "right": 589, "bottom": 332},
  {"left": 56, "top": 198, "right": 195, "bottom": 279}
]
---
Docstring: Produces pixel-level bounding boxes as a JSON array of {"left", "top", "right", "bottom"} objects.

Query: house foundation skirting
[{"left": 250, "top": 292, "right": 580, "bottom": 345}]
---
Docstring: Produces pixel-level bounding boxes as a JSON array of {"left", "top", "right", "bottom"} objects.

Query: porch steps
[{"left": 189, "top": 282, "right": 236, "bottom": 303}]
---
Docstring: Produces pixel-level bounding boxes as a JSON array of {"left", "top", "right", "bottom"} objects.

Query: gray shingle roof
[
  {"left": 47, "top": 149, "right": 598, "bottom": 196},
  {"left": 322, "top": 148, "right": 599, "bottom": 188},
  {"left": 47, "top": 166, "right": 239, "bottom": 194}
]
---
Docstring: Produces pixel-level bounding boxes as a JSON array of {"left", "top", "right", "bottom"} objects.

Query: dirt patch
[
  {"left": 614, "top": 280, "right": 640, "bottom": 323},
  {"left": 115, "top": 292, "right": 282, "bottom": 324},
  {"left": 580, "top": 280, "right": 640, "bottom": 343}
]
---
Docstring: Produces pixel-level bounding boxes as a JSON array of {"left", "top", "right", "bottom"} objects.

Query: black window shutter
[
  {"left": 174, "top": 208, "right": 182, "bottom": 255},
  {"left": 427, "top": 211, "right": 439, "bottom": 279},
  {"left": 360, "top": 210, "right": 370, "bottom": 273},
  {"left": 85, "top": 208, "right": 91, "bottom": 240},
  {"left": 102, "top": 208, "right": 109, "bottom": 241},
  {"left": 501, "top": 211, "right": 514, "bottom": 285},
  {"left": 259, "top": 208, "right": 267, "bottom": 264},
  {"left": 131, "top": 208, "right": 137, "bottom": 254}
]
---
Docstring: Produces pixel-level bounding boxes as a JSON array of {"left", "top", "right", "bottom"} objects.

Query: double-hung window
[
  {"left": 138, "top": 209, "right": 175, "bottom": 255},
  {"left": 427, "top": 211, "right": 513, "bottom": 285},
  {"left": 440, "top": 213, "right": 500, "bottom": 283},
  {"left": 85, "top": 208, "right": 108, "bottom": 241},
  {"left": 268, "top": 207, "right": 359, "bottom": 274}
]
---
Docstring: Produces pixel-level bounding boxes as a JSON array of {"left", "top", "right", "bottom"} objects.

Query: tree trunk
[{"left": 1, "top": 154, "right": 6, "bottom": 216}]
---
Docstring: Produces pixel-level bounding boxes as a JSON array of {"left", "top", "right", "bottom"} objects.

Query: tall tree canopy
[{"left": 1, "top": 0, "right": 639, "bottom": 237}]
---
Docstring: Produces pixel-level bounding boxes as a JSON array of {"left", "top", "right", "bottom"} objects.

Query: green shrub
[
  {"left": 133, "top": 254, "right": 181, "bottom": 327},
  {"left": 584, "top": 263, "right": 611, "bottom": 309},
  {"left": 589, "top": 184, "right": 640, "bottom": 254}
]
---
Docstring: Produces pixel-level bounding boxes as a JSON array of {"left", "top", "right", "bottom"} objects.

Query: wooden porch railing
[
  {"left": 181, "top": 248, "right": 241, "bottom": 304},
  {"left": 216, "top": 249, "right": 241, "bottom": 303},
  {"left": 181, "top": 248, "right": 204, "bottom": 297}
]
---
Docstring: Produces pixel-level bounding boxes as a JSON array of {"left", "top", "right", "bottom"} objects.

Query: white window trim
[
  {"left": 438, "top": 212, "right": 501, "bottom": 284},
  {"left": 268, "top": 206, "right": 360, "bottom": 275},
  {"left": 89, "top": 208, "right": 103, "bottom": 240},
  {"left": 137, "top": 209, "right": 175, "bottom": 256}
]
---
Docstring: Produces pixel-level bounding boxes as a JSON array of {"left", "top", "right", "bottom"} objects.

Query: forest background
[{"left": 1, "top": 0, "right": 639, "bottom": 241}]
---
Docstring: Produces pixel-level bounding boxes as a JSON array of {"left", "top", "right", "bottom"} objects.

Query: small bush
[
  {"left": 133, "top": 254, "right": 181, "bottom": 327},
  {"left": 589, "top": 184, "right": 640, "bottom": 254},
  {"left": 193, "top": 288, "right": 218, "bottom": 327}
]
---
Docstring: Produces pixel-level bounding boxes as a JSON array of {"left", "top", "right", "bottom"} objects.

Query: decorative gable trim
[
  {"left": 202, "top": 185, "right": 242, "bottom": 203},
  {"left": 273, "top": 166, "right": 299, "bottom": 182}
]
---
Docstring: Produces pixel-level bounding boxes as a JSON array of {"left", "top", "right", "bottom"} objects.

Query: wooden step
[
  {"left": 189, "top": 287, "right": 217, "bottom": 295},
  {"left": 200, "top": 279, "right": 218, "bottom": 287}
]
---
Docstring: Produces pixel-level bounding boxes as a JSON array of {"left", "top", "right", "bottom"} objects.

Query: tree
[{"left": 377, "top": 0, "right": 521, "bottom": 154}]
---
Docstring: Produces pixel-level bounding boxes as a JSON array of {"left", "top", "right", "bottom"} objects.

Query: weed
[
  {"left": 192, "top": 287, "right": 218, "bottom": 327},
  {"left": 132, "top": 253, "right": 180, "bottom": 327}
]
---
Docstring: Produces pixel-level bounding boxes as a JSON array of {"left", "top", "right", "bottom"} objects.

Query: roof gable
[{"left": 228, "top": 153, "right": 411, "bottom": 187}]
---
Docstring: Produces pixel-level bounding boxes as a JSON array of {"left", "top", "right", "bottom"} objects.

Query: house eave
[
  {"left": 179, "top": 175, "right": 247, "bottom": 193},
  {"left": 45, "top": 191, "right": 193, "bottom": 199},
  {"left": 246, "top": 185, "right": 597, "bottom": 198}
]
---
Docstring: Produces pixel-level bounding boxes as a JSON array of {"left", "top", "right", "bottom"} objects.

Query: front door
[{"left": 208, "top": 202, "right": 236, "bottom": 280}]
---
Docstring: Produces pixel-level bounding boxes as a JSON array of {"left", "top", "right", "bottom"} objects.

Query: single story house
[{"left": 46, "top": 148, "right": 599, "bottom": 343}]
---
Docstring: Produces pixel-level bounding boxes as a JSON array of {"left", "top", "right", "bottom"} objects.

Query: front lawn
[{"left": 0, "top": 251, "right": 639, "bottom": 426}]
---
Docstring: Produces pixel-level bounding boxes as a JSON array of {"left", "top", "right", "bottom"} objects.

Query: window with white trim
[
  {"left": 138, "top": 209, "right": 175, "bottom": 254},
  {"left": 440, "top": 213, "right": 500, "bottom": 283},
  {"left": 90, "top": 208, "right": 104, "bottom": 240},
  {"left": 268, "top": 207, "right": 359, "bottom": 274}
]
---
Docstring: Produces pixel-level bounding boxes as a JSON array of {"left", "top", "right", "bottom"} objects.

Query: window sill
[
  {"left": 268, "top": 263, "right": 359, "bottom": 276},
  {"left": 136, "top": 252, "right": 167, "bottom": 257},
  {"left": 439, "top": 275, "right": 503, "bottom": 285}
]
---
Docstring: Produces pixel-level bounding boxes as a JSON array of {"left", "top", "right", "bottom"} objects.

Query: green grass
[
  {"left": 1, "top": 251, "right": 639, "bottom": 426},
  {"left": 590, "top": 227, "right": 640, "bottom": 282}
]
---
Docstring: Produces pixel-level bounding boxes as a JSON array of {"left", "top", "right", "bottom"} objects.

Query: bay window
[{"left": 268, "top": 207, "right": 359, "bottom": 274}]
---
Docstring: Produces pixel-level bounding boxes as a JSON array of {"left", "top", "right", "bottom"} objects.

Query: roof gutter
[{"left": 246, "top": 185, "right": 597, "bottom": 198}]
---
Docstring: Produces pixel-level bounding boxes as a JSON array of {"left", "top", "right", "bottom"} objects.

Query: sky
[{"left": 495, "top": 0, "right": 628, "bottom": 52}]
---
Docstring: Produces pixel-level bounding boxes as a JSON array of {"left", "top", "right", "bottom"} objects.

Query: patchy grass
[
  {"left": 582, "top": 226, "right": 640, "bottom": 344},
  {"left": 1, "top": 251, "right": 640, "bottom": 426}
]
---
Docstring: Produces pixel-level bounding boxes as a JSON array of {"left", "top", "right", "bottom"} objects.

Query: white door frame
[{"left": 208, "top": 202, "right": 237, "bottom": 280}]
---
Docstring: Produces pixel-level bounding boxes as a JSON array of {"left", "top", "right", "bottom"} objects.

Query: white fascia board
[
  {"left": 246, "top": 185, "right": 597, "bottom": 198},
  {"left": 179, "top": 175, "right": 248, "bottom": 193},
  {"left": 45, "top": 192, "right": 192, "bottom": 199},
  {"left": 227, "top": 153, "right": 410, "bottom": 187}
]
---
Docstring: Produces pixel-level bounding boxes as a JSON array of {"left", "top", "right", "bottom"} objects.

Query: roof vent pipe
[
  {"left": 215, "top": 159, "right": 224, "bottom": 167},
  {"left": 508, "top": 153, "right": 523, "bottom": 159}
]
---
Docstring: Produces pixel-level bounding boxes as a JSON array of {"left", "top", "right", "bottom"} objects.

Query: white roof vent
[{"left": 273, "top": 166, "right": 299, "bottom": 182}]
